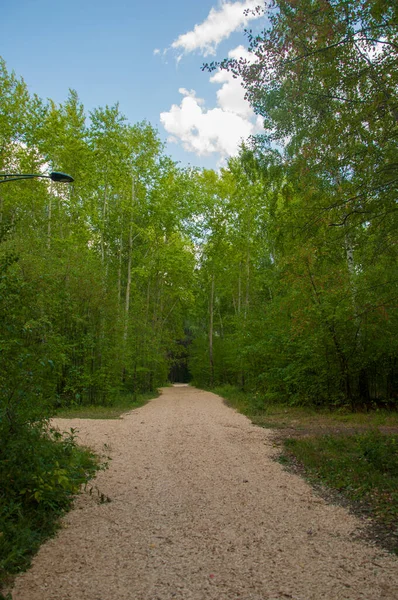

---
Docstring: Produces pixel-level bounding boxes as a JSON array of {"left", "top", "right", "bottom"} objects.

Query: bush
[{"left": 0, "top": 420, "right": 98, "bottom": 588}]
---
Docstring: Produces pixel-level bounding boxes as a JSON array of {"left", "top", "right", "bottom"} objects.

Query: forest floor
[{"left": 11, "top": 386, "right": 398, "bottom": 600}]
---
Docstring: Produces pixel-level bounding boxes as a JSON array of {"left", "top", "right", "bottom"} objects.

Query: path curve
[{"left": 12, "top": 386, "right": 398, "bottom": 599}]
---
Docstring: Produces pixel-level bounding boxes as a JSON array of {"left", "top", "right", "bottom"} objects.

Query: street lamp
[{"left": 0, "top": 171, "right": 74, "bottom": 184}]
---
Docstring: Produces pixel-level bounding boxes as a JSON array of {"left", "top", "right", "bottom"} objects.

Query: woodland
[{"left": 0, "top": 0, "right": 397, "bottom": 585}]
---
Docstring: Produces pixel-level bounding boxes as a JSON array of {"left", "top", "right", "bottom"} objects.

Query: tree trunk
[
  {"left": 47, "top": 190, "right": 52, "bottom": 249},
  {"left": 209, "top": 274, "right": 215, "bottom": 387},
  {"left": 117, "top": 229, "right": 123, "bottom": 307},
  {"left": 100, "top": 182, "right": 108, "bottom": 263},
  {"left": 344, "top": 224, "right": 369, "bottom": 405},
  {"left": 244, "top": 248, "right": 250, "bottom": 319},
  {"left": 238, "top": 262, "right": 242, "bottom": 314},
  {"left": 124, "top": 181, "right": 134, "bottom": 342},
  {"left": 122, "top": 179, "right": 135, "bottom": 385}
]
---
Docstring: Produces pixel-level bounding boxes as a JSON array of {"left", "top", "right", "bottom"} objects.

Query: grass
[
  {"left": 214, "top": 384, "right": 398, "bottom": 431},
  {"left": 284, "top": 432, "right": 398, "bottom": 528},
  {"left": 213, "top": 384, "right": 398, "bottom": 553},
  {"left": 55, "top": 390, "right": 159, "bottom": 419}
]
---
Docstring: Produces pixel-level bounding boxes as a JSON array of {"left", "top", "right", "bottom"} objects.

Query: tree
[
  {"left": 211, "top": 0, "right": 398, "bottom": 222},
  {"left": 199, "top": 1, "right": 398, "bottom": 407}
]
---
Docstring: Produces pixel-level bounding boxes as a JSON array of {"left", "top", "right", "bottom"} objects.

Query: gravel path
[{"left": 12, "top": 386, "right": 398, "bottom": 600}]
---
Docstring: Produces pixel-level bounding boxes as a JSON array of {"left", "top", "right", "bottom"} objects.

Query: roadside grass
[
  {"left": 214, "top": 384, "right": 398, "bottom": 431},
  {"left": 284, "top": 432, "right": 398, "bottom": 529},
  {"left": 214, "top": 384, "right": 398, "bottom": 553},
  {"left": 55, "top": 390, "right": 159, "bottom": 419},
  {"left": 0, "top": 427, "right": 101, "bottom": 597}
]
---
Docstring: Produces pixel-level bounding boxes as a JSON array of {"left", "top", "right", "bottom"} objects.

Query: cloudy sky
[{"left": 1, "top": 0, "right": 266, "bottom": 169}]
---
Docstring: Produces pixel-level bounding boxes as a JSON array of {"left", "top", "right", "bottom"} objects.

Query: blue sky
[{"left": 1, "top": 1, "right": 266, "bottom": 169}]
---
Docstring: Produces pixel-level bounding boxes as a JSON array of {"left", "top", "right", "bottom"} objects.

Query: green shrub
[{"left": 0, "top": 421, "right": 98, "bottom": 588}]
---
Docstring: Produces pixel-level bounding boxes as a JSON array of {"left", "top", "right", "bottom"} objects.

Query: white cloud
[
  {"left": 161, "top": 91, "right": 254, "bottom": 156},
  {"left": 153, "top": 48, "right": 160, "bottom": 56},
  {"left": 227, "top": 43, "right": 255, "bottom": 63},
  {"left": 160, "top": 47, "right": 261, "bottom": 160},
  {"left": 178, "top": 88, "right": 205, "bottom": 105},
  {"left": 171, "top": 0, "right": 263, "bottom": 57},
  {"left": 255, "top": 114, "right": 264, "bottom": 132},
  {"left": 212, "top": 71, "right": 251, "bottom": 117},
  {"left": 209, "top": 44, "right": 261, "bottom": 122},
  {"left": 211, "top": 45, "right": 257, "bottom": 118}
]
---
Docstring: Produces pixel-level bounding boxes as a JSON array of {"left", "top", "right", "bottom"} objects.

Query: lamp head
[{"left": 50, "top": 171, "right": 74, "bottom": 183}]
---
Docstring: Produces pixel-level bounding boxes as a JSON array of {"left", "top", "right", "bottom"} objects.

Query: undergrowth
[
  {"left": 283, "top": 432, "right": 398, "bottom": 537},
  {"left": 55, "top": 390, "right": 159, "bottom": 419},
  {"left": 0, "top": 424, "right": 100, "bottom": 594},
  {"left": 0, "top": 389, "right": 157, "bottom": 595},
  {"left": 214, "top": 384, "right": 398, "bottom": 429}
]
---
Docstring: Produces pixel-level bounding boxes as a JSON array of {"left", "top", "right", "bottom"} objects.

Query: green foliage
[
  {"left": 194, "top": 0, "right": 398, "bottom": 408},
  {"left": 217, "top": 0, "right": 398, "bottom": 216},
  {"left": 0, "top": 57, "right": 196, "bottom": 410},
  {"left": 0, "top": 422, "right": 98, "bottom": 587}
]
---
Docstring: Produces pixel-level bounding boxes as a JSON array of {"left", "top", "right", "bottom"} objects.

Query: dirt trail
[{"left": 12, "top": 386, "right": 398, "bottom": 600}]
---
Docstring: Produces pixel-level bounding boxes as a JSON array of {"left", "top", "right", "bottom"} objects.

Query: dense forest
[{"left": 0, "top": 0, "right": 397, "bottom": 583}]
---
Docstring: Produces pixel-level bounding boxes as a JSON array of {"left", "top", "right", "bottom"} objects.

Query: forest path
[{"left": 12, "top": 386, "right": 398, "bottom": 600}]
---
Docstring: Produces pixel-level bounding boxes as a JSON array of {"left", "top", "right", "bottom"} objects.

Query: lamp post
[{"left": 0, "top": 171, "right": 74, "bottom": 184}]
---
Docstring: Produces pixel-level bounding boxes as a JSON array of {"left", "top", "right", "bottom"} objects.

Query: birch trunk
[
  {"left": 124, "top": 179, "right": 134, "bottom": 342},
  {"left": 47, "top": 182, "right": 53, "bottom": 249},
  {"left": 47, "top": 196, "right": 52, "bottom": 249},
  {"left": 100, "top": 183, "right": 108, "bottom": 263},
  {"left": 117, "top": 230, "right": 123, "bottom": 307},
  {"left": 209, "top": 274, "right": 215, "bottom": 387}
]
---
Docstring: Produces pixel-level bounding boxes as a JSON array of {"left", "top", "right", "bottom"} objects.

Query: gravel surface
[{"left": 12, "top": 386, "right": 398, "bottom": 600}]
